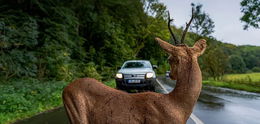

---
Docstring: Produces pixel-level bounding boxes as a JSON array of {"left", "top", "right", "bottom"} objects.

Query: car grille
[{"left": 124, "top": 74, "right": 145, "bottom": 79}]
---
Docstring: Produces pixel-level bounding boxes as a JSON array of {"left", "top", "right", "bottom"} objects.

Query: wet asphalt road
[
  {"left": 15, "top": 77, "right": 260, "bottom": 124},
  {"left": 157, "top": 77, "right": 260, "bottom": 124}
]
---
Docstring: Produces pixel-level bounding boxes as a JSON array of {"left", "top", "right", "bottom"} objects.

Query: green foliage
[
  {"left": 228, "top": 55, "right": 247, "bottom": 73},
  {"left": 0, "top": 79, "right": 68, "bottom": 124},
  {"left": 220, "top": 44, "right": 260, "bottom": 74},
  {"left": 0, "top": 0, "right": 147, "bottom": 81},
  {"left": 200, "top": 42, "right": 229, "bottom": 79},
  {"left": 155, "top": 60, "right": 169, "bottom": 74},
  {"left": 239, "top": 45, "right": 260, "bottom": 70},
  {"left": 240, "top": 0, "right": 260, "bottom": 29},
  {"left": 252, "top": 67, "right": 260, "bottom": 72},
  {"left": 0, "top": 78, "right": 117, "bottom": 124},
  {"left": 83, "top": 62, "right": 102, "bottom": 80},
  {"left": 222, "top": 73, "right": 260, "bottom": 84},
  {"left": 104, "top": 79, "right": 116, "bottom": 88},
  {"left": 203, "top": 80, "right": 260, "bottom": 93},
  {"left": 0, "top": 0, "right": 259, "bottom": 81},
  {"left": 0, "top": 15, "right": 38, "bottom": 79},
  {"left": 204, "top": 73, "right": 260, "bottom": 93}
]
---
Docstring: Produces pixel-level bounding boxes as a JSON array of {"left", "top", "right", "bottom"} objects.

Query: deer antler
[
  {"left": 168, "top": 11, "right": 179, "bottom": 45},
  {"left": 180, "top": 8, "right": 195, "bottom": 44}
]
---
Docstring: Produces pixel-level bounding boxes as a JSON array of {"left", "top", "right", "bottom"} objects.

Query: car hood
[{"left": 118, "top": 68, "right": 154, "bottom": 74}]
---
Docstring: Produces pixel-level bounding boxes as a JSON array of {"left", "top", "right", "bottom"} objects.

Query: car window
[{"left": 123, "top": 62, "right": 151, "bottom": 68}]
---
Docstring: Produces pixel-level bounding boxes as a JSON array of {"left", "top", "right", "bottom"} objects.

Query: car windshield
[{"left": 123, "top": 62, "right": 151, "bottom": 68}]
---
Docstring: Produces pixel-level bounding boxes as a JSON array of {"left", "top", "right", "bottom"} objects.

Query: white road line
[
  {"left": 155, "top": 79, "right": 168, "bottom": 92},
  {"left": 156, "top": 79, "right": 204, "bottom": 124},
  {"left": 190, "top": 113, "right": 204, "bottom": 124}
]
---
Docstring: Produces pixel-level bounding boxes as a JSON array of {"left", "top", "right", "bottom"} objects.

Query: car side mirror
[
  {"left": 117, "top": 66, "right": 121, "bottom": 70},
  {"left": 152, "top": 65, "right": 158, "bottom": 69}
]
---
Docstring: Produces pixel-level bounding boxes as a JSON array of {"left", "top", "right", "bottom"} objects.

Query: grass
[
  {"left": 203, "top": 73, "right": 260, "bottom": 93},
  {"left": 0, "top": 79, "right": 69, "bottom": 124},
  {"left": 0, "top": 78, "right": 116, "bottom": 124},
  {"left": 222, "top": 73, "right": 260, "bottom": 84},
  {"left": 104, "top": 79, "right": 116, "bottom": 88},
  {"left": 203, "top": 80, "right": 260, "bottom": 93}
]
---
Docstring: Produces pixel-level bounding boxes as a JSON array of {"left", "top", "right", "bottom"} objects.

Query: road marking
[
  {"left": 190, "top": 113, "right": 204, "bottom": 124},
  {"left": 156, "top": 79, "right": 204, "bottom": 124},
  {"left": 155, "top": 79, "right": 168, "bottom": 93}
]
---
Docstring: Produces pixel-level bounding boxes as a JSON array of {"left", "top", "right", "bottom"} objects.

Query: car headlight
[
  {"left": 146, "top": 72, "right": 154, "bottom": 78},
  {"left": 115, "top": 73, "right": 123, "bottom": 79}
]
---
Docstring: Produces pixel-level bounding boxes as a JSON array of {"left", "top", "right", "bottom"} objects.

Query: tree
[
  {"left": 190, "top": 3, "right": 215, "bottom": 36},
  {"left": 200, "top": 44, "right": 229, "bottom": 80},
  {"left": 229, "top": 55, "right": 247, "bottom": 73},
  {"left": 240, "top": 0, "right": 260, "bottom": 29}
]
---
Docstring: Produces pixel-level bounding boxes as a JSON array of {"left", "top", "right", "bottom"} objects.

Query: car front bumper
[{"left": 115, "top": 78, "right": 155, "bottom": 90}]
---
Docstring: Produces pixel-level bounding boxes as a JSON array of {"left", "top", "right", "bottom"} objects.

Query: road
[
  {"left": 156, "top": 77, "right": 260, "bottom": 124},
  {"left": 15, "top": 77, "right": 260, "bottom": 124}
]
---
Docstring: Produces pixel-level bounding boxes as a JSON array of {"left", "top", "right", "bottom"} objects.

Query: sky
[{"left": 161, "top": 0, "right": 260, "bottom": 46}]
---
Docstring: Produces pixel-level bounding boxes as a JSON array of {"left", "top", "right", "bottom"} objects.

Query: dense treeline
[
  {"left": 0, "top": 0, "right": 152, "bottom": 80},
  {"left": 0, "top": 0, "right": 259, "bottom": 81}
]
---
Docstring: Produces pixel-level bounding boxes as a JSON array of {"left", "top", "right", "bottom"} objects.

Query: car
[
  {"left": 115, "top": 60, "right": 157, "bottom": 91},
  {"left": 165, "top": 71, "right": 170, "bottom": 78}
]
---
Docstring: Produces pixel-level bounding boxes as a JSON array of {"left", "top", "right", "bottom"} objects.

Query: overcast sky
[{"left": 162, "top": 0, "right": 260, "bottom": 46}]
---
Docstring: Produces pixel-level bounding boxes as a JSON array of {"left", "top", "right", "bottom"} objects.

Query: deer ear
[
  {"left": 155, "top": 37, "right": 175, "bottom": 54},
  {"left": 193, "top": 39, "right": 207, "bottom": 56}
]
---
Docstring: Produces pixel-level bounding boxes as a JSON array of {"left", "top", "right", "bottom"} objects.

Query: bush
[
  {"left": 0, "top": 79, "right": 68, "bottom": 124},
  {"left": 252, "top": 67, "right": 260, "bottom": 72},
  {"left": 83, "top": 62, "right": 102, "bottom": 81}
]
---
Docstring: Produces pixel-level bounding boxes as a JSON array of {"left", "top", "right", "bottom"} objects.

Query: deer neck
[{"left": 168, "top": 56, "right": 202, "bottom": 117}]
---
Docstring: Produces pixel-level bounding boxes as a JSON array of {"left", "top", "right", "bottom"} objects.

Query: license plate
[{"left": 128, "top": 80, "right": 140, "bottom": 83}]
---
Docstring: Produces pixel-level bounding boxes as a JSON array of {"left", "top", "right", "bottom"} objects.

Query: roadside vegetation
[
  {"left": 203, "top": 73, "right": 260, "bottom": 93},
  {"left": 222, "top": 73, "right": 260, "bottom": 84},
  {"left": 0, "top": 79, "right": 68, "bottom": 124},
  {"left": 0, "top": 79, "right": 115, "bottom": 124},
  {"left": 104, "top": 80, "right": 116, "bottom": 89}
]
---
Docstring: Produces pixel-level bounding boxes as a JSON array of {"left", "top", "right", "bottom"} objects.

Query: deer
[{"left": 62, "top": 8, "right": 207, "bottom": 124}]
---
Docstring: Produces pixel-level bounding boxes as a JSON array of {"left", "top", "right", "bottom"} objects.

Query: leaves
[
  {"left": 190, "top": 3, "right": 215, "bottom": 36},
  {"left": 240, "top": 0, "right": 260, "bottom": 29},
  {"left": 0, "top": 79, "right": 68, "bottom": 113},
  {"left": 0, "top": 0, "right": 259, "bottom": 81}
]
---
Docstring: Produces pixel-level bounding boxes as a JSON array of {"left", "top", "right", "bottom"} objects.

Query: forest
[{"left": 0, "top": 0, "right": 259, "bottom": 81}]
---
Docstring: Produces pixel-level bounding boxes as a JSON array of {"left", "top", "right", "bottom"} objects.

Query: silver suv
[{"left": 115, "top": 60, "right": 157, "bottom": 91}]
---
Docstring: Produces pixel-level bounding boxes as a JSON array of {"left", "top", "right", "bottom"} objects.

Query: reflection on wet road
[
  {"left": 15, "top": 77, "right": 260, "bottom": 124},
  {"left": 159, "top": 77, "right": 260, "bottom": 124},
  {"left": 195, "top": 86, "right": 260, "bottom": 124}
]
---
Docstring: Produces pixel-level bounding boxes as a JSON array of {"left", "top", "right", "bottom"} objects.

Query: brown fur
[{"left": 62, "top": 37, "right": 207, "bottom": 124}]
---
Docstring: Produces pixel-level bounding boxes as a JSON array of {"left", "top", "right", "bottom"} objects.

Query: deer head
[
  {"left": 155, "top": 38, "right": 206, "bottom": 80},
  {"left": 157, "top": 8, "right": 206, "bottom": 80}
]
